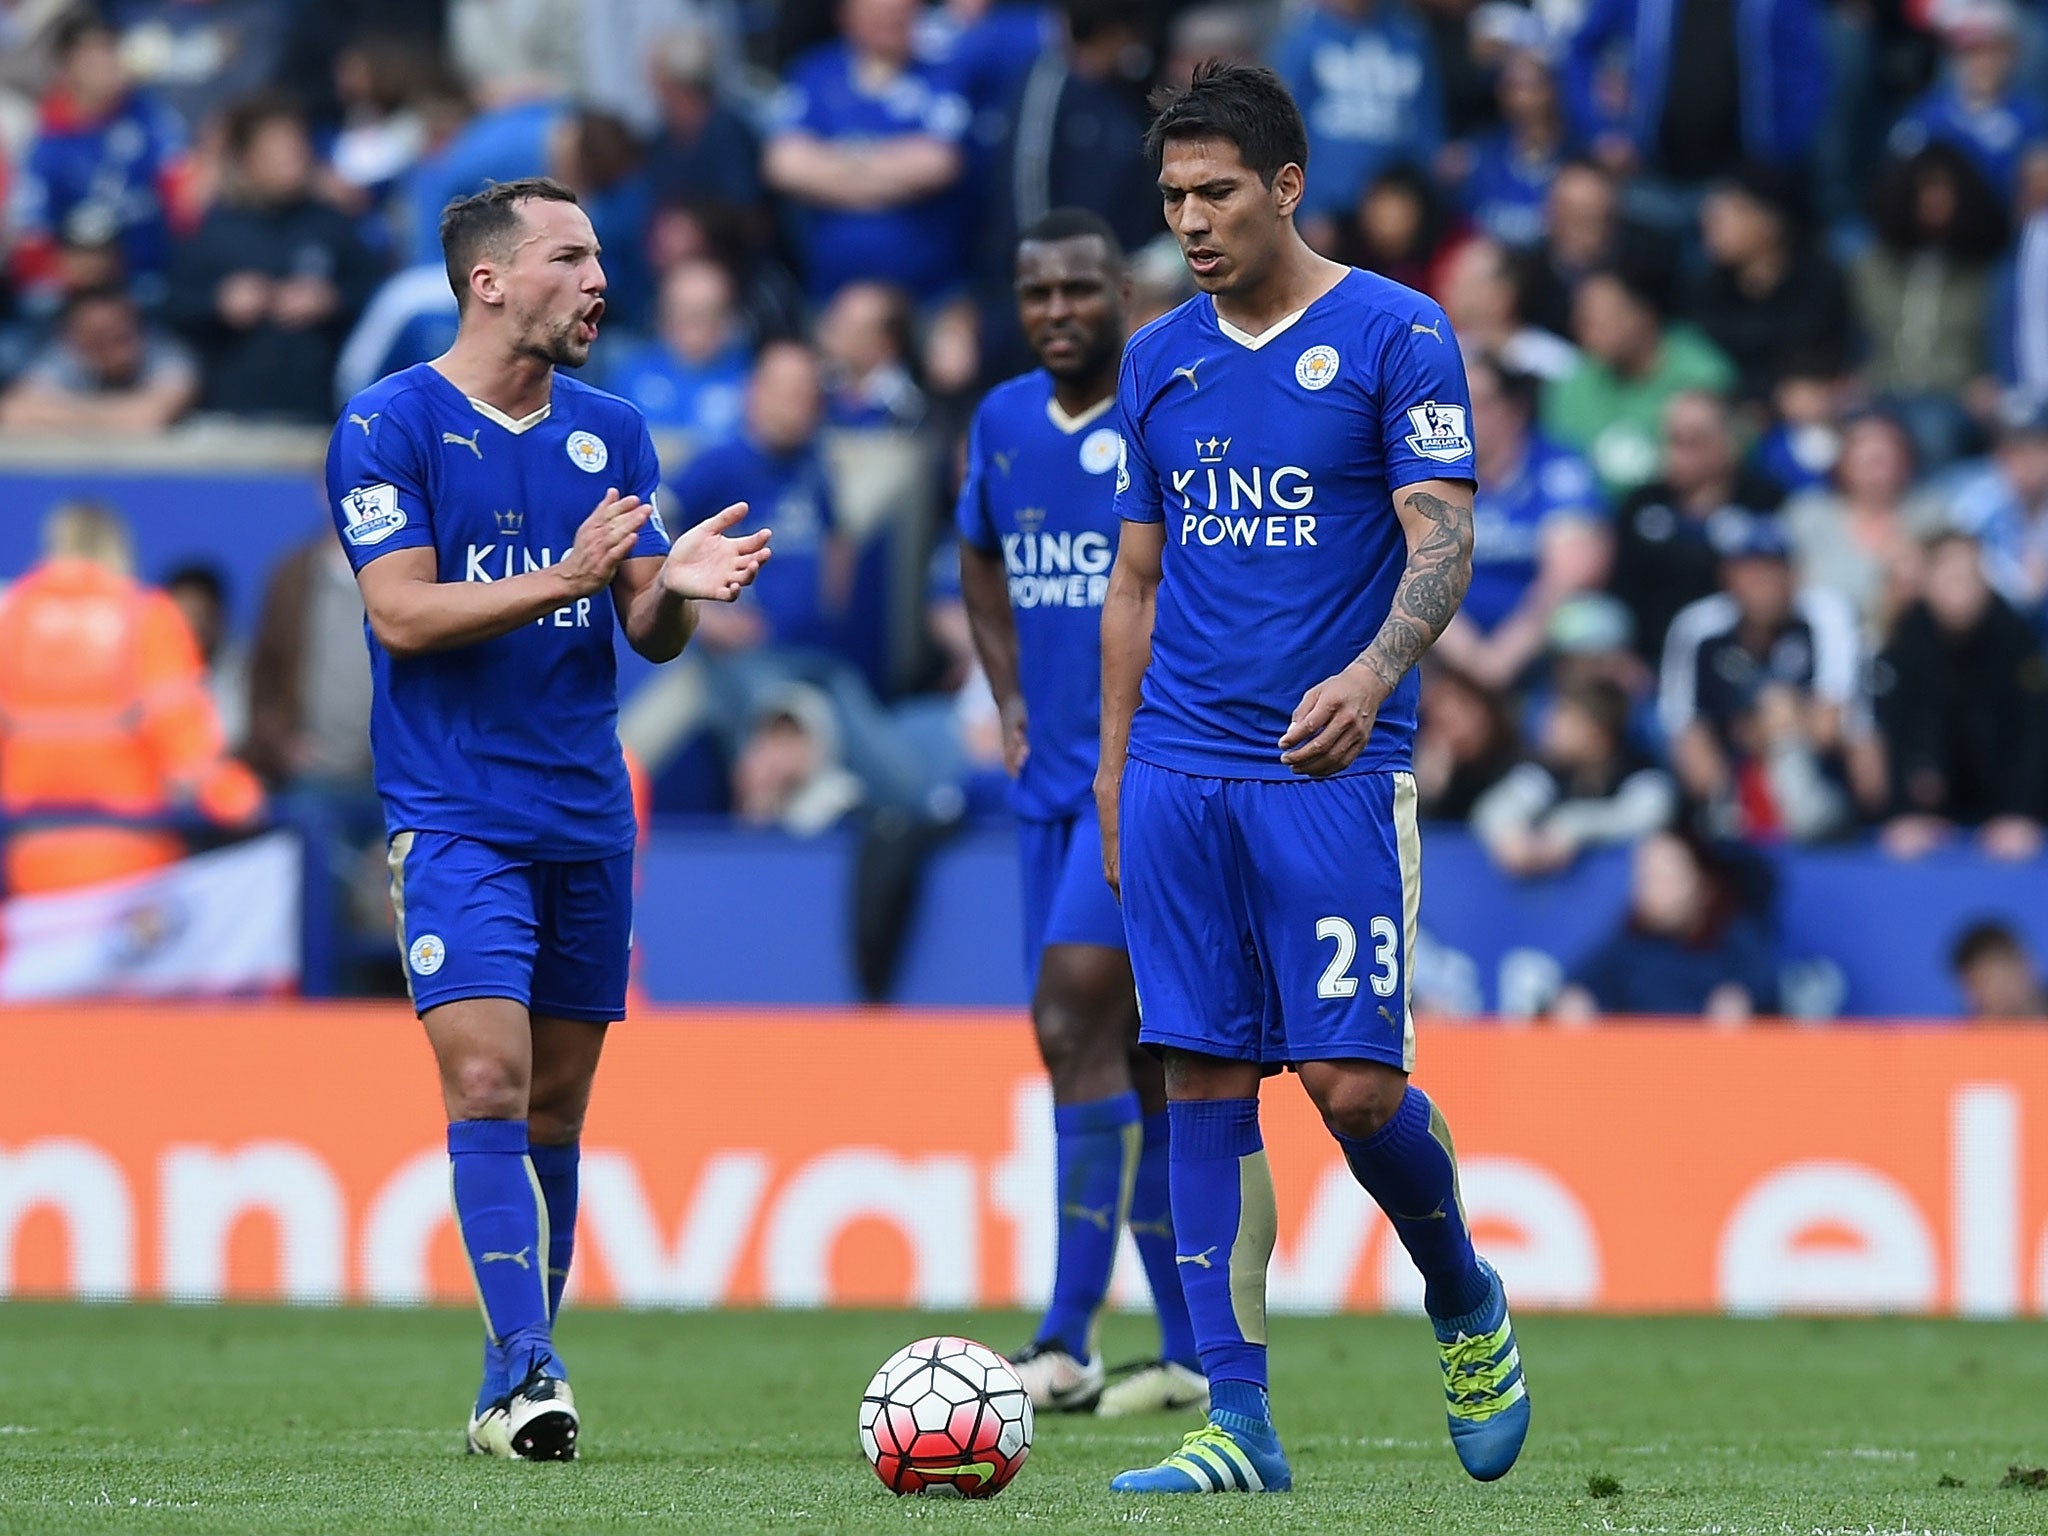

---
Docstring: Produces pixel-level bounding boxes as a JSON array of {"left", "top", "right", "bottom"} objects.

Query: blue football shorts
[
  {"left": 387, "top": 830, "right": 633, "bottom": 1023},
  {"left": 1118, "top": 758, "right": 1420, "bottom": 1070},
  {"left": 1017, "top": 802, "right": 1127, "bottom": 987}
]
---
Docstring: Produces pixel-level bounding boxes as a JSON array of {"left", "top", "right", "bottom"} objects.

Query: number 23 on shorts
[{"left": 1316, "top": 915, "right": 1398, "bottom": 1000}]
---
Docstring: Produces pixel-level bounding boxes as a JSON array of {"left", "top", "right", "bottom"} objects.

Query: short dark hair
[
  {"left": 223, "top": 91, "right": 307, "bottom": 161},
  {"left": 1143, "top": 60, "right": 1308, "bottom": 188},
  {"left": 54, "top": 12, "right": 114, "bottom": 59},
  {"left": 438, "top": 177, "right": 581, "bottom": 309},
  {"left": 59, "top": 284, "right": 134, "bottom": 327},
  {"left": 1019, "top": 207, "right": 1124, "bottom": 262},
  {"left": 1952, "top": 920, "right": 2027, "bottom": 974},
  {"left": 1467, "top": 351, "right": 1541, "bottom": 418}
]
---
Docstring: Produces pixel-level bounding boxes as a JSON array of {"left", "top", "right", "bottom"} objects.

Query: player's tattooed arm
[
  {"left": 1358, "top": 483, "right": 1475, "bottom": 693},
  {"left": 1279, "top": 479, "right": 1472, "bottom": 778}
]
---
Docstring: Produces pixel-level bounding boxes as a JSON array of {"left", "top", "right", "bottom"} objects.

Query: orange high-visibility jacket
[{"left": 0, "top": 557, "right": 264, "bottom": 895}]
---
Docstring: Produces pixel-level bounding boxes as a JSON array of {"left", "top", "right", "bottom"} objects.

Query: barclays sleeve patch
[
  {"left": 1403, "top": 401, "right": 1473, "bottom": 465},
  {"left": 340, "top": 482, "right": 408, "bottom": 546}
]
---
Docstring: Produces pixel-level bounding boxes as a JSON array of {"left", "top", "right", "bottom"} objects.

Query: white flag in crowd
[{"left": 0, "top": 833, "right": 301, "bottom": 1000}]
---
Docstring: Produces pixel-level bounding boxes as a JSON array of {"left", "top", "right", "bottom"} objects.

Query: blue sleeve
[
  {"left": 1770, "top": 0, "right": 1828, "bottom": 163},
  {"left": 1272, "top": 19, "right": 1317, "bottom": 105},
  {"left": 1378, "top": 305, "right": 1477, "bottom": 492},
  {"left": 768, "top": 55, "right": 826, "bottom": 136},
  {"left": 327, "top": 400, "right": 435, "bottom": 571},
  {"left": 1564, "top": 0, "right": 1632, "bottom": 148},
  {"left": 1110, "top": 353, "right": 1163, "bottom": 525},
  {"left": 954, "top": 407, "right": 1000, "bottom": 553},
  {"left": 626, "top": 414, "right": 671, "bottom": 555}
]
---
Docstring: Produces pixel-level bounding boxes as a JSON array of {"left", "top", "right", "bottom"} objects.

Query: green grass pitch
[{"left": 3, "top": 1302, "right": 2045, "bottom": 1534}]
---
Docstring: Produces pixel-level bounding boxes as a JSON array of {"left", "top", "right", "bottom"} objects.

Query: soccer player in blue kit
[
  {"left": 326, "top": 179, "right": 770, "bottom": 1461},
  {"left": 1098, "top": 65, "right": 1530, "bottom": 1493},
  {"left": 957, "top": 209, "right": 1204, "bottom": 1419}
]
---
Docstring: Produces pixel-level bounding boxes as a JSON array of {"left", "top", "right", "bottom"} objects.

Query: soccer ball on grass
[{"left": 858, "top": 1335, "right": 1033, "bottom": 1497}]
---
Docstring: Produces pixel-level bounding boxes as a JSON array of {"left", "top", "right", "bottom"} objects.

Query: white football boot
[
  {"left": 1008, "top": 1341, "right": 1106, "bottom": 1412},
  {"left": 1096, "top": 1359, "right": 1211, "bottom": 1418}
]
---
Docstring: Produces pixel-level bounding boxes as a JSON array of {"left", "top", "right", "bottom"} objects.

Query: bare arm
[
  {"left": 0, "top": 374, "right": 197, "bottom": 433},
  {"left": 763, "top": 132, "right": 962, "bottom": 209},
  {"left": 958, "top": 541, "right": 1027, "bottom": 774},
  {"left": 612, "top": 501, "right": 773, "bottom": 664},
  {"left": 356, "top": 491, "right": 649, "bottom": 659},
  {"left": 1278, "top": 478, "right": 1475, "bottom": 777},
  {"left": 1094, "top": 519, "right": 1163, "bottom": 894}
]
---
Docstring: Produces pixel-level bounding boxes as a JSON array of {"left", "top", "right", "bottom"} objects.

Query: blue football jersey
[
  {"left": 1113, "top": 267, "right": 1476, "bottom": 778},
  {"left": 1465, "top": 433, "right": 1603, "bottom": 633},
  {"left": 956, "top": 370, "right": 1124, "bottom": 820},
  {"left": 325, "top": 364, "right": 669, "bottom": 859}
]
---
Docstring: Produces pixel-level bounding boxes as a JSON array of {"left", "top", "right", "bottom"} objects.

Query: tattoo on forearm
[{"left": 1359, "top": 488, "right": 1473, "bottom": 692}]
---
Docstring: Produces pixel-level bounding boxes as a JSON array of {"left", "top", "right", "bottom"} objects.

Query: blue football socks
[
  {"left": 1167, "top": 1098, "right": 1275, "bottom": 1393},
  {"left": 527, "top": 1140, "right": 580, "bottom": 1321},
  {"left": 448, "top": 1119, "right": 556, "bottom": 1408},
  {"left": 1132, "top": 1108, "right": 1201, "bottom": 1369},
  {"left": 1037, "top": 1091, "right": 1141, "bottom": 1353},
  {"left": 1333, "top": 1086, "right": 1490, "bottom": 1320}
]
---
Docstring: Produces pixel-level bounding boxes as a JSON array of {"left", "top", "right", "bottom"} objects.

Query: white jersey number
[{"left": 1315, "top": 915, "right": 1399, "bottom": 1001}]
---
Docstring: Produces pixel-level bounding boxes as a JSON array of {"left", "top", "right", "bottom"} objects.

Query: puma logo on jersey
[
  {"left": 1176, "top": 1246, "right": 1218, "bottom": 1269},
  {"left": 1410, "top": 318, "right": 1444, "bottom": 342},
  {"left": 1128, "top": 1216, "right": 1174, "bottom": 1240},
  {"left": 480, "top": 1247, "right": 532, "bottom": 1269},
  {"left": 348, "top": 412, "right": 379, "bottom": 434},
  {"left": 443, "top": 429, "right": 484, "bottom": 459},
  {"left": 1063, "top": 1202, "right": 1115, "bottom": 1232},
  {"left": 1171, "top": 361, "right": 1203, "bottom": 391}
]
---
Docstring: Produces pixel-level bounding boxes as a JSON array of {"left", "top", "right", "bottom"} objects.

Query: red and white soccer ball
[{"left": 858, "top": 1335, "right": 1033, "bottom": 1498}]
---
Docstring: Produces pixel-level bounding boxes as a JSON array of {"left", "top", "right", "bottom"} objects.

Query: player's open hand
[
  {"left": 1279, "top": 662, "right": 1386, "bottom": 777},
  {"left": 662, "top": 500, "right": 772, "bottom": 602},
  {"left": 561, "top": 488, "right": 651, "bottom": 596}
]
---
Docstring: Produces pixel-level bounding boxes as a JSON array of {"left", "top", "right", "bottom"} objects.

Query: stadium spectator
[
  {"left": 1782, "top": 412, "right": 1947, "bottom": 643},
  {"left": 972, "top": 0, "right": 1155, "bottom": 380},
  {"left": 0, "top": 283, "right": 196, "bottom": 431},
  {"left": 1852, "top": 144, "right": 2010, "bottom": 464},
  {"left": 1886, "top": 0, "right": 2047, "bottom": 210},
  {"left": 163, "top": 562, "right": 248, "bottom": 750},
  {"left": 604, "top": 258, "right": 751, "bottom": 445},
  {"left": 1607, "top": 390, "right": 1784, "bottom": 665},
  {"left": 1156, "top": 3, "right": 1262, "bottom": 92},
  {"left": 447, "top": 0, "right": 582, "bottom": 108},
  {"left": 1875, "top": 530, "right": 2048, "bottom": 860},
  {"left": 667, "top": 340, "right": 927, "bottom": 808},
  {"left": 10, "top": 13, "right": 185, "bottom": 305},
  {"left": 1544, "top": 260, "right": 1737, "bottom": 499},
  {"left": 1473, "top": 676, "right": 1678, "bottom": 876},
  {"left": 1447, "top": 35, "right": 1564, "bottom": 250},
  {"left": 1433, "top": 353, "right": 1609, "bottom": 689},
  {"left": 320, "top": 36, "right": 443, "bottom": 216},
  {"left": 1686, "top": 164, "right": 1850, "bottom": 405},
  {"left": 731, "top": 681, "right": 866, "bottom": 833},
  {"left": 1949, "top": 920, "right": 2048, "bottom": 1018},
  {"left": 547, "top": 108, "right": 654, "bottom": 331},
  {"left": 763, "top": 0, "right": 973, "bottom": 303},
  {"left": 1272, "top": 0, "right": 1445, "bottom": 252},
  {"left": 816, "top": 280, "right": 925, "bottom": 429},
  {"left": 1331, "top": 163, "right": 1454, "bottom": 290},
  {"left": 1439, "top": 236, "right": 1577, "bottom": 382},
  {"left": 0, "top": 501, "right": 262, "bottom": 896},
  {"left": 109, "top": 0, "right": 290, "bottom": 135},
  {"left": 1753, "top": 352, "right": 1855, "bottom": 496},
  {"left": 164, "top": 94, "right": 378, "bottom": 423},
  {"left": 0, "top": 0, "right": 86, "bottom": 147},
  {"left": 399, "top": 92, "right": 558, "bottom": 269},
  {"left": 242, "top": 533, "right": 373, "bottom": 791},
  {"left": 1562, "top": 0, "right": 1827, "bottom": 192},
  {"left": 1126, "top": 232, "right": 1197, "bottom": 329},
  {"left": 1414, "top": 663, "right": 1520, "bottom": 820},
  {"left": 643, "top": 20, "right": 768, "bottom": 248},
  {"left": 1952, "top": 389, "right": 2048, "bottom": 618},
  {"left": 1658, "top": 514, "right": 1868, "bottom": 843},
  {"left": 1552, "top": 829, "right": 1781, "bottom": 1020},
  {"left": 1518, "top": 159, "right": 1618, "bottom": 334}
]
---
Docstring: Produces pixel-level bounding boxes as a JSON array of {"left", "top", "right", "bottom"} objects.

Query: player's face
[
  {"left": 1015, "top": 237, "right": 1124, "bottom": 383},
  {"left": 500, "top": 199, "right": 608, "bottom": 369},
  {"left": 1158, "top": 136, "right": 1300, "bottom": 296}
]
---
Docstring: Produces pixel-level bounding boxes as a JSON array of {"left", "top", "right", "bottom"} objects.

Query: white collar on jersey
[
  {"left": 1045, "top": 395, "right": 1114, "bottom": 434},
  {"left": 1212, "top": 301, "right": 1311, "bottom": 351},
  {"left": 466, "top": 396, "right": 552, "bottom": 434}
]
